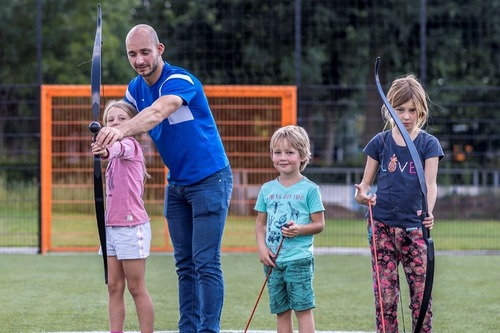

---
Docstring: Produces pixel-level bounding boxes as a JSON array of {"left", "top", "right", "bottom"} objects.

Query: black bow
[
  {"left": 374, "top": 57, "right": 434, "bottom": 333},
  {"left": 89, "top": 4, "right": 107, "bottom": 284}
]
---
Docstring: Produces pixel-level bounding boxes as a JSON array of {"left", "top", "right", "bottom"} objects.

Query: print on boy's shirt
[
  {"left": 266, "top": 198, "right": 303, "bottom": 245},
  {"left": 267, "top": 211, "right": 288, "bottom": 243},
  {"left": 268, "top": 193, "right": 305, "bottom": 200},
  {"left": 380, "top": 153, "right": 417, "bottom": 174}
]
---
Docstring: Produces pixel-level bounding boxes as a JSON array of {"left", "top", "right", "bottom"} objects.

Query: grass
[
  {"left": 0, "top": 253, "right": 499, "bottom": 333},
  {"left": 2, "top": 178, "right": 500, "bottom": 251},
  {"left": 2, "top": 212, "right": 500, "bottom": 251},
  {"left": 1, "top": 180, "right": 500, "bottom": 251}
]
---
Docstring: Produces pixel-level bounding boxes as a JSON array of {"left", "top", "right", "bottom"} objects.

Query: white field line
[{"left": 41, "top": 331, "right": 374, "bottom": 333}]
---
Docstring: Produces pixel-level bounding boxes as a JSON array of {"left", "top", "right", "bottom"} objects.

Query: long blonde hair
[{"left": 381, "top": 74, "right": 429, "bottom": 132}]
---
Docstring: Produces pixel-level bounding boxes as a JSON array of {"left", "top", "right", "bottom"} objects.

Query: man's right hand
[{"left": 95, "top": 126, "right": 124, "bottom": 148}]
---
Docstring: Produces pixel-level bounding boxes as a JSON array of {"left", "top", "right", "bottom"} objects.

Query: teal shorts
[{"left": 265, "top": 256, "right": 315, "bottom": 314}]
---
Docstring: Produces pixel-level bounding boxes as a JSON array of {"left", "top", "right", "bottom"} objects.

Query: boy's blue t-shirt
[
  {"left": 254, "top": 177, "right": 325, "bottom": 263},
  {"left": 363, "top": 130, "right": 444, "bottom": 228},
  {"left": 125, "top": 62, "right": 229, "bottom": 185}
]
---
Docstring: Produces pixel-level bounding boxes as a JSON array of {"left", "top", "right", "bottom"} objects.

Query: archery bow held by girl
[{"left": 354, "top": 74, "right": 444, "bottom": 333}]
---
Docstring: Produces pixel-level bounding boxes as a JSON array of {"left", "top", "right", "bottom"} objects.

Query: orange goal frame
[{"left": 40, "top": 84, "right": 296, "bottom": 253}]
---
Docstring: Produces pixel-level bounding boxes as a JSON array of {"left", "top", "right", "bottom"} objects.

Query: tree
[{"left": 4, "top": 0, "right": 500, "bottom": 168}]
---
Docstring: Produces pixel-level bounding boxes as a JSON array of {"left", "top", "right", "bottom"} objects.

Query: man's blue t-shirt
[
  {"left": 125, "top": 62, "right": 229, "bottom": 185},
  {"left": 363, "top": 130, "right": 444, "bottom": 228}
]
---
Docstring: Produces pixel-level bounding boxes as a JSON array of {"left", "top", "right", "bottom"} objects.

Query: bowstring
[{"left": 368, "top": 200, "right": 386, "bottom": 333}]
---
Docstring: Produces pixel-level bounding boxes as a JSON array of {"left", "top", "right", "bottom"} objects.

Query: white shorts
[{"left": 99, "top": 222, "right": 151, "bottom": 260}]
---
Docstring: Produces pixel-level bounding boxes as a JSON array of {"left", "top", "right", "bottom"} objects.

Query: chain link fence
[{"left": 1, "top": 0, "right": 500, "bottom": 252}]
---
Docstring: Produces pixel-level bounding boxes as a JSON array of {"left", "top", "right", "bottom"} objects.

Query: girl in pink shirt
[{"left": 91, "top": 100, "right": 154, "bottom": 333}]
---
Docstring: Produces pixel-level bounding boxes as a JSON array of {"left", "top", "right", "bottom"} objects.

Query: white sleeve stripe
[
  {"left": 125, "top": 90, "right": 138, "bottom": 110},
  {"left": 165, "top": 73, "right": 194, "bottom": 85}
]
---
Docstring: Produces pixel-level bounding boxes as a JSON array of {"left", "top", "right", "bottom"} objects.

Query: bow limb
[
  {"left": 89, "top": 4, "right": 107, "bottom": 284},
  {"left": 374, "top": 57, "right": 434, "bottom": 333}
]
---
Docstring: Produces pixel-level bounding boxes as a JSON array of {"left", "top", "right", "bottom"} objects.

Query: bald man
[{"left": 96, "top": 24, "right": 233, "bottom": 333}]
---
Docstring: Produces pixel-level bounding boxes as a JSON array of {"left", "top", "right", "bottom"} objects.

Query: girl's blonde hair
[
  {"left": 102, "top": 99, "right": 151, "bottom": 181},
  {"left": 270, "top": 125, "right": 312, "bottom": 172},
  {"left": 381, "top": 73, "right": 429, "bottom": 132},
  {"left": 102, "top": 99, "right": 138, "bottom": 125}
]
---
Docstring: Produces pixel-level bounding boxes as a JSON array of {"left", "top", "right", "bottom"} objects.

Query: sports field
[{"left": 1, "top": 252, "right": 498, "bottom": 333}]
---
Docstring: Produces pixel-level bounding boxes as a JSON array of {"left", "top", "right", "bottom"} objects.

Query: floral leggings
[{"left": 367, "top": 220, "right": 432, "bottom": 333}]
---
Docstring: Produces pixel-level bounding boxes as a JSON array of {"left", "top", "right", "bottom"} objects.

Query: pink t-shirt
[{"left": 102, "top": 137, "right": 150, "bottom": 227}]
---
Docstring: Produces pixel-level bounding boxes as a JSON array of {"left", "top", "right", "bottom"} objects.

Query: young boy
[{"left": 254, "top": 125, "right": 325, "bottom": 333}]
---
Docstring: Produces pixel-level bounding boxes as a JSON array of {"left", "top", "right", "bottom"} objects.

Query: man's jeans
[{"left": 165, "top": 165, "right": 233, "bottom": 333}]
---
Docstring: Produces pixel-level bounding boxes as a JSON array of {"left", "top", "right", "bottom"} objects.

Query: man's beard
[{"left": 140, "top": 59, "right": 158, "bottom": 78}]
